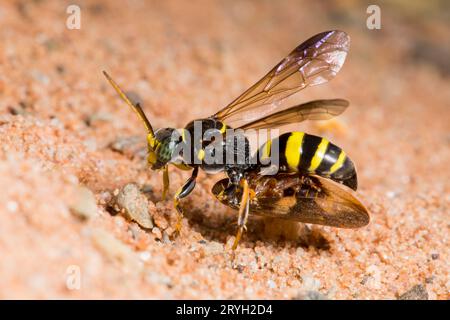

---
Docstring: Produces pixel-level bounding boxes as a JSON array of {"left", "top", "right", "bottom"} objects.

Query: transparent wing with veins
[
  {"left": 213, "top": 30, "right": 350, "bottom": 124},
  {"left": 238, "top": 99, "right": 349, "bottom": 130}
]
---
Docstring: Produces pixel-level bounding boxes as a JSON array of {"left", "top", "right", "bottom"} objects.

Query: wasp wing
[
  {"left": 213, "top": 30, "right": 350, "bottom": 123},
  {"left": 238, "top": 99, "right": 349, "bottom": 130}
]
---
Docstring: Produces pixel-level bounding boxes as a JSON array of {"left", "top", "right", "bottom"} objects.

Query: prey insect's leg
[
  {"left": 162, "top": 165, "right": 169, "bottom": 201},
  {"left": 173, "top": 166, "right": 199, "bottom": 233},
  {"left": 232, "top": 179, "right": 250, "bottom": 250}
]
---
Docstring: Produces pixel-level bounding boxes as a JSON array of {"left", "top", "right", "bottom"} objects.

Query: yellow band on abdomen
[
  {"left": 309, "top": 138, "right": 329, "bottom": 171},
  {"left": 261, "top": 139, "right": 272, "bottom": 161},
  {"left": 329, "top": 150, "right": 346, "bottom": 174},
  {"left": 285, "top": 132, "right": 304, "bottom": 170}
]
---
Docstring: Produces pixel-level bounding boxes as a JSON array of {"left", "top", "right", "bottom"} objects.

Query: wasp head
[{"left": 148, "top": 128, "right": 180, "bottom": 170}]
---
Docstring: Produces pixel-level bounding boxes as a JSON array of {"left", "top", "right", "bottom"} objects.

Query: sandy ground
[{"left": 0, "top": 0, "right": 448, "bottom": 299}]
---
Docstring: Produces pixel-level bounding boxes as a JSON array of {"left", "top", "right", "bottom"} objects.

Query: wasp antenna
[{"left": 102, "top": 70, "right": 155, "bottom": 137}]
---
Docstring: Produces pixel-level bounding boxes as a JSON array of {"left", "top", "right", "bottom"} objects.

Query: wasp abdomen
[{"left": 259, "top": 132, "right": 357, "bottom": 190}]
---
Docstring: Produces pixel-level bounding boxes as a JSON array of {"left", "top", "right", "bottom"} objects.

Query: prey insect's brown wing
[
  {"left": 238, "top": 99, "right": 349, "bottom": 130},
  {"left": 252, "top": 175, "right": 369, "bottom": 228},
  {"left": 212, "top": 174, "right": 369, "bottom": 228},
  {"left": 213, "top": 30, "right": 350, "bottom": 123}
]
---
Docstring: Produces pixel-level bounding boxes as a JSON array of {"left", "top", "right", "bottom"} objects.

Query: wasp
[{"left": 103, "top": 30, "right": 369, "bottom": 249}]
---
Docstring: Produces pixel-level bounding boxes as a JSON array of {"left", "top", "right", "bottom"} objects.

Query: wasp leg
[
  {"left": 232, "top": 179, "right": 250, "bottom": 250},
  {"left": 162, "top": 165, "right": 169, "bottom": 201},
  {"left": 173, "top": 167, "right": 199, "bottom": 233}
]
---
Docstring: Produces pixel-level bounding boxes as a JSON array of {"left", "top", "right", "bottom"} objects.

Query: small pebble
[
  {"left": 425, "top": 276, "right": 434, "bottom": 284},
  {"left": 109, "top": 135, "right": 144, "bottom": 156},
  {"left": 116, "top": 183, "right": 153, "bottom": 229},
  {"left": 91, "top": 229, "right": 141, "bottom": 271},
  {"left": 69, "top": 186, "right": 97, "bottom": 220},
  {"left": 145, "top": 271, "right": 172, "bottom": 287},
  {"left": 164, "top": 226, "right": 175, "bottom": 237},
  {"left": 162, "top": 231, "right": 171, "bottom": 244},
  {"left": 235, "top": 264, "right": 245, "bottom": 273},
  {"left": 398, "top": 284, "right": 428, "bottom": 300},
  {"left": 139, "top": 251, "right": 151, "bottom": 262},
  {"left": 204, "top": 241, "right": 223, "bottom": 255},
  {"left": 267, "top": 279, "right": 276, "bottom": 289},
  {"left": 153, "top": 211, "right": 169, "bottom": 230},
  {"left": 128, "top": 223, "right": 142, "bottom": 240},
  {"left": 98, "top": 191, "right": 112, "bottom": 205},
  {"left": 85, "top": 112, "right": 113, "bottom": 126},
  {"left": 152, "top": 227, "right": 162, "bottom": 240},
  {"left": 301, "top": 274, "right": 321, "bottom": 291},
  {"left": 30, "top": 70, "right": 50, "bottom": 85},
  {"left": 294, "top": 290, "right": 328, "bottom": 300},
  {"left": 386, "top": 191, "right": 398, "bottom": 199},
  {"left": 6, "top": 201, "right": 18, "bottom": 213}
]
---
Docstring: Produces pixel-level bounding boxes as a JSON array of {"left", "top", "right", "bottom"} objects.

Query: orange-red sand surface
[{"left": 0, "top": 0, "right": 448, "bottom": 299}]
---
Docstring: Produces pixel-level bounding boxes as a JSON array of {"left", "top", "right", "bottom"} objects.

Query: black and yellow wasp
[{"left": 103, "top": 30, "right": 369, "bottom": 249}]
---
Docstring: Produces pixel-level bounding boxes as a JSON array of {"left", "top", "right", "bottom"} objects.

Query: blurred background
[{"left": 0, "top": 0, "right": 448, "bottom": 299}]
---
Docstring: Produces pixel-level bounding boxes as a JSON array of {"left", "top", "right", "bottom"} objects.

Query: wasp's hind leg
[
  {"left": 232, "top": 179, "right": 250, "bottom": 250},
  {"left": 173, "top": 167, "right": 199, "bottom": 234}
]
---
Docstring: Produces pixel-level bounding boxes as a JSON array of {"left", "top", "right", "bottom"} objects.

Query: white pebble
[
  {"left": 139, "top": 251, "right": 151, "bottom": 262},
  {"left": 267, "top": 279, "right": 276, "bottom": 289},
  {"left": 386, "top": 191, "right": 397, "bottom": 199},
  {"left": 6, "top": 201, "right": 18, "bottom": 213}
]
